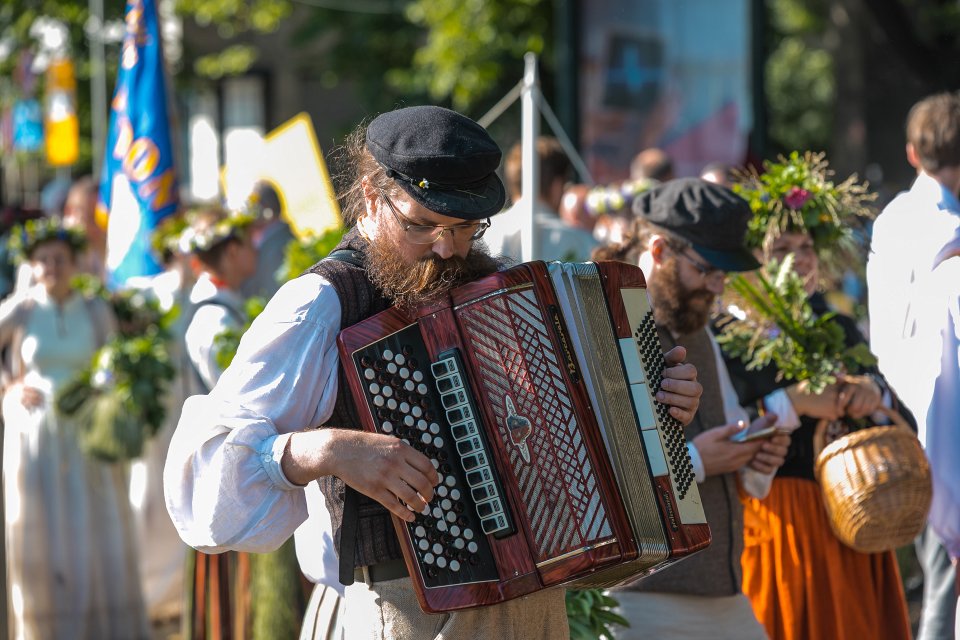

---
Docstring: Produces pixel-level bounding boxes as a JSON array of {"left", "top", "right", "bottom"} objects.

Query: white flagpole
[{"left": 520, "top": 52, "right": 539, "bottom": 262}]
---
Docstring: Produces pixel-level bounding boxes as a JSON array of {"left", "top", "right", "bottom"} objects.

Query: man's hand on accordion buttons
[
  {"left": 659, "top": 346, "right": 702, "bottom": 426},
  {"left": 284, "top": 429, "right": 440, "bottom": 523}
]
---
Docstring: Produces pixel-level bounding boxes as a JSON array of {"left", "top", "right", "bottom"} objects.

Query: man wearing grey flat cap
[
  {"left": 164, "top": 106, "right": 703, "bottom": 639},
  {"left": 598, "top": 177, "right": 790, "bottom": 640}
]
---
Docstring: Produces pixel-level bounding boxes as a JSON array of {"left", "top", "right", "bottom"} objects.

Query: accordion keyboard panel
[{"left": 351, "top": 324, "right": 502, "bottom": 588}]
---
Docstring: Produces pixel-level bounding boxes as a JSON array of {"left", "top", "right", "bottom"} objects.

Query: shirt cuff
[
  {"left": 262, "top": 433, "right": 303, "bottom": 490},
  {"left": 763, "top": 389, "right": 801, "bottom": 431},
  {"left": 687, "top": 441, "right": 706, "bottom": 483}
]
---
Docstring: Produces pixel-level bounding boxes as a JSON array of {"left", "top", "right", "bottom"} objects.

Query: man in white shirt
[
  {"left": 610, "top": 178, "right": 790, "bottom": 640},
  {"left": 164, "top": 106, "right": 704, "bottom": 640},
  {"left": 867, "top": 92, "right": 960, "bottom": 640}
]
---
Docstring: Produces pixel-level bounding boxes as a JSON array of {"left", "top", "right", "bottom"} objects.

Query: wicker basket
[{"left": 813, "top": 410, "right": 932, "bottom": 554}]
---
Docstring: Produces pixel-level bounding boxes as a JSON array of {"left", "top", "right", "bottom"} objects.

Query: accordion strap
[
  {"left": 323, "top": 246, "right": 366, "bottom": 586},
  {"left": 324, "top": 249, "right": 365, "bottom": 269}
]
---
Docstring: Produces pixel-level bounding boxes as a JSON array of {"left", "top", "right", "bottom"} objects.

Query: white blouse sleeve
[{"left": 164, "top": 273, "right": 343, "bottom": 553}]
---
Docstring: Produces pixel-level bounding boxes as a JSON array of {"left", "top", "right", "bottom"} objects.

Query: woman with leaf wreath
[
  {"left": 0, "top": 219, "right": 149, "bottom": 638},
  {"left": 719, "top": 153, "right": 914, "bottom": 640}
]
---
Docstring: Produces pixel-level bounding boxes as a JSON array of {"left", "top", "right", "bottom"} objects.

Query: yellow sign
[
  {"left": 45, "top": 58, "right": 79, "bottom": 166},
  {"left": 222, "top": 113, "right": 342, "bottom": 239}
]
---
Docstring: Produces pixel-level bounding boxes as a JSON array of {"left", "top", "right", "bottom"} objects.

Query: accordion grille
[
  {"left": 458, "top": 289, "right": 614, "bottom": 562},
  {"left": 553, "top": 264, "right": 669, "bottom": 561}
]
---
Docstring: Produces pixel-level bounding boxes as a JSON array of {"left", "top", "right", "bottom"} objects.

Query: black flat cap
[
  {"left": 366, "top": 106, "right": 506, "bottom": 220},
  {"left": 634, "top": 177, "right": 760, "bottom": 272}
]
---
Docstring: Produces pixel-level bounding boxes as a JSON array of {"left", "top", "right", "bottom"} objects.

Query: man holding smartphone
[{"left": 599, "top": 178, "right": 791, "bottom": 640}]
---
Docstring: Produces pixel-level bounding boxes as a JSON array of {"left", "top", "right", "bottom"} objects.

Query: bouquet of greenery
[
  {"left": 57, "top": 275, "right": 178, "bottom": 462},
  {"left": 716, "top": 256, "right": 875, "bottom": 394}
]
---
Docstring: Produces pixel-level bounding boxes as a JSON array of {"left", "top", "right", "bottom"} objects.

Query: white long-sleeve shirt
[
  {"left": 867, "top": 171, "right": 960, "bottom": 445},
  {"left": 164, "top": 273, "right": 343, "bottom": 586}
]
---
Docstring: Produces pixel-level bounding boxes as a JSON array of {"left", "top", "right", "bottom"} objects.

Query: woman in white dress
[{"left": 0, "top": 220, "right": 148, "bottom": 639}]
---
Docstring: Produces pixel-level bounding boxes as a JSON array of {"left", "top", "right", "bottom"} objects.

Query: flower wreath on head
[
  {"left": 732, "top": 151, "right": 876, "bottom": 269},
  {"left": 151, "top": 213, "right": 189, "bottom": 258},
  {"left": 7, "top": 216, "right": 87, "bottom": 264},
  {"left": 177, "top": 207, "right": 255, "bottom": 255}
]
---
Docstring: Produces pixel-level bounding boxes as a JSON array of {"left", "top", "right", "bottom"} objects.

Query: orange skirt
[{"left": 741, "top": 476, "right": 911, "bottom": 640}]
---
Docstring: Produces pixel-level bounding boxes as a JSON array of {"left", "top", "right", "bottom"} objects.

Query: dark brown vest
[
  {"left": 307, "top": 228, "right": 403, "bottom": 569},
  {"left": 624, "top": 326, "right": 744, "bottom": 597}
]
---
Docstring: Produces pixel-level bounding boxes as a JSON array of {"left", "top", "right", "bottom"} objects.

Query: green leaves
[
  {"left": 56, "top": 277, "right": 178, "bottom": 462},
  {"left": 392, "top": 0, "right": 551, "bottom": 111},
  {"left": 565, "top": 589, "right": 629, "bottom": 640},
  {"left": 278, "top": 227, "right": 347, "bottom": 284},
  {"left": 716, "top": 256, "right": 875, "bottom": 394}
]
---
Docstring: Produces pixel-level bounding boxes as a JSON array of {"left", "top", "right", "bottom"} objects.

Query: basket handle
[
  {"left": 873, "top": 404, "right": 912, "bottom": 432},
  {"left": 813, "top": 404, "right": 911, "bottom": 458}
]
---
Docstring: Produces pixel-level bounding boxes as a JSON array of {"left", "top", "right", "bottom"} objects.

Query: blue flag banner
[{"left": 98, "top": 0, "right": 179, "bottom": 288}]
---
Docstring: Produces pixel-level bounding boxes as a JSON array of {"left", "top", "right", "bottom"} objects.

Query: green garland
[
  {"left": 716, "top": 256, "right": 875, "bottom": 394},
  {"left": 57, "top": 275, "right": 178, "bottom": 462},
  {"left": 7, "top": 217, "right": 87, "bottom": 264}
]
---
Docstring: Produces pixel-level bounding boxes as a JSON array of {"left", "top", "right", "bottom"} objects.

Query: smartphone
[{"left": 738, "top": 426, "right": 786, "bottom": 442}]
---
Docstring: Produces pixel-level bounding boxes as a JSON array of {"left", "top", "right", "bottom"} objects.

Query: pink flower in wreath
[{"left": 783, "top": 186, "right": 811, "bottom": 210}]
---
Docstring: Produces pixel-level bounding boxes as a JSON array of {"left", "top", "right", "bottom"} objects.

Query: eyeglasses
[
  {"left": 672, "top": 247, "right": 726, "bottom": 284},
  {"left": 379, "top": 191, "right": 490, "bottom": 245}
]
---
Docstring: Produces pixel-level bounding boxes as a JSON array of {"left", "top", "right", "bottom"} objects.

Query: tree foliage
[
  {"left": 764, "top": 0, "right": 834, "bottom": 154},
  {"left": 389, "top": 0, "right": 550, "bottom": 112},
  {"left": 764, "top": 0, "right": 960, "bottom": 156}
]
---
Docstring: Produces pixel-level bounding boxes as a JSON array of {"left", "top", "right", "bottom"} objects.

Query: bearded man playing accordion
[{"left": 164, "top": 105, "right": 703, "bottom": 640}]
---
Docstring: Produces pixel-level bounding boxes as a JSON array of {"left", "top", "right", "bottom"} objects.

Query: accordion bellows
[{"left": 337, "top": 260, "right": 711, "bottom": 612}]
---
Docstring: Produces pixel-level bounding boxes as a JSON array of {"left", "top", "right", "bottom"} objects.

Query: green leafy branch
[
  {"left": 57, "top": 275, "right": 179, "bottom": 461},
  {"left": 716, "top": 255, "right": 875, "bottom": 394},
  {"left": 566, "top": 589, "right": 628, "bottom": 640}
]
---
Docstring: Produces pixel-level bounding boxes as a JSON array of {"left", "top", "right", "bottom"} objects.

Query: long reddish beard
[
  {"left": 366, "top": 238, "right": 502, "bottom": 309},
  {"left": 649, "top": 256, "right": 717, "bottom": 336}
]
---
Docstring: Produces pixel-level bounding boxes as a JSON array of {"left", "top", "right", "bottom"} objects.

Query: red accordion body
[{"left": 337, "top": 261, "right": 710, "bottom": 613}]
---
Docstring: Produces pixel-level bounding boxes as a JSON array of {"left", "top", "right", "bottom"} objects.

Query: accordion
[{"left": 337, "top": 260, "right": 710, "bottom": 613}]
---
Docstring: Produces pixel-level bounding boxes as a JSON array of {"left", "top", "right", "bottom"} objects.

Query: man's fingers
[
  {"left": 657, "top": 387, "right": 698, "bottom": 410},
  {"left": 663, "top": 345, "right": 687, "bottom": 367},
  {"left": 750, "top": 460, "right": 777, "bottom": 474},
  {"left": 668, "top": 406, "right": 695, "bottom": 424},
  {"left": 398, "top": 464, "right": 437, "bottom": 505},
  {"left": 663, "top": 362, "right": 698, "bottom": 381},
  {"left": 392, "top": 479, "right": 430, "bottom": 516},
  {"left": 373, "top": 487, "right": 418, "bottom": 522},
  {"left": 402, "top": 449, "right": 441, "bottom": 488}
]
